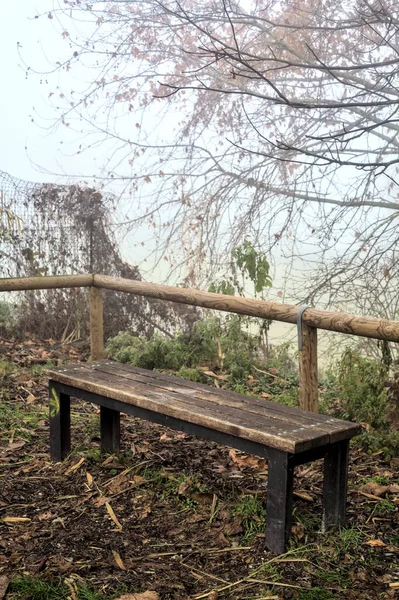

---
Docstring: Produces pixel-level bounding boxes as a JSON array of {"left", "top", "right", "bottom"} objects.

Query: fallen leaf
[
  {"left": 112, "top": 550, "right": 126, "bottom": 570},
  {"left": 190, "top": 492, "right": 214, "bottom": 505},
  {"left": 86, "top": 472, "right": 93, "bottom": 487},
  {"left": 229, "top": 449, "right": 265, "bottom": 470},
  {"left": 294, "top": 490, "right": 313, "bottom": 502},
  {"left": 105, "top": 502, "right": 123, "bottom": 531},
  {"left": 92, "top": 496, "right": 110, "bottom": 508},
  {"left": 214, "top": 531, "right": 231, "bottom": 549},
  {"left": 0, "top": 575, "right": 9, "bottom": 600},
  {"left": 107, "top": 472, "right": 130, "bottom": 495},
  {"left": 131, "top": 475, "right": 144, "bottom": 484},
  {"left": 291, "top": 523, "right": 305, "bottom": 540},
  {"left": 358, "top": 482, "right": 389, "bottom": 497},
  {"left": 51, "top": 555, "right": 73, "bottom": 573},
  {"left": 363, "top": 539, "right": 386, "bottom": 547},
  {"left": 5, "top": 441, "right": 26, "bottom": 452},
  {"left": 65, "top": 457, "right": 85, "bottom": 475},
  {"left": 207, "top": 592, "right": 218, "bottom": 600}
]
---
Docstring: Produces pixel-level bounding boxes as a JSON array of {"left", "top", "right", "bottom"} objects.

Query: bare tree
[{"left": 28, "top": 0, "right": 399, "bottom": 312}]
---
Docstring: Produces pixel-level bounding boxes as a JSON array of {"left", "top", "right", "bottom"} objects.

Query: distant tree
[{"left": 30, "top": 0, "right": 399, "bottom": 312}]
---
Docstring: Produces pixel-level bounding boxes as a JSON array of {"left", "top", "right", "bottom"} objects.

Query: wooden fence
[{"left": 2, "top": 273, "right": 399, "bottom": 413}]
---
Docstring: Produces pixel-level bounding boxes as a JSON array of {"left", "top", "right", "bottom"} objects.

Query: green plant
[
  {"left": 373, "top": 500, "right": 397, "bottom": 514},
  {"left": 315, "top": 568, "right": 349, "bottom": 588},
  {"left": 255, "top": 561, "right": 281, "bottom": 581},
  {"left": 233, "top": 494, "right": 266, "bottom": 539},
  {"left": 176, "top": 366, "right": 203, "bottom": 382},
  {"left": 336, "top": 527, "right": 365, "bottom": 553},
  {"left": 7, "top": 575, "right": 107, "bottom": 600},
  {"left": 233, "top": 240, "right": 272, "bottom": 293},
  {"left": 0, "top": 359, "right": 18, "bottom": 377},
  {"left": 360, "top": 475, "right": 391, "bottom": 486},
  {"left": 357, "top": 429, "right": 399, "bottom": 461},
  {"left": 298, "top": 588, "right": 336, "bottom": 600},
  {"left": 30, "top": 360, "right": 56, "bottom": 376},
  {"left": 0, "top": 395, "right": 45, "bottom": 442}
]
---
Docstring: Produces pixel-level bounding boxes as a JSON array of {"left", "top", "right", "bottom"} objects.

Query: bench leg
[
  {"left": 100, "top": 405, "right": 120, "bottom": 454},
  {"left": 322, "top": 440, "right": 349, "bottom": 531},
  {"left": 49, "top": 384, "right": 71, "bottom": 461},
  {"left": 266, "top": 449, "right": 294, "bottom": 554}
]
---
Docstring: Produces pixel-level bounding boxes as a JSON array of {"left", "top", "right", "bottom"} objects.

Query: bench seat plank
[
  {"left": 92, "top": 361, "right": 359, "bottom": 443},
  {"left": 47, "top": 362, "right": 360, "bottom": 453}
]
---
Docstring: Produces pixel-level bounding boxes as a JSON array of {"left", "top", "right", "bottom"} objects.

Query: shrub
[
  {"left": 0, "top": 300, "right": 15, "bottom": 333},
  {"left": 106, "top": 317, "right": 301, "bottom": 409},
  {"left": 337, "top": 349, "right": 388, "bottom": 429}
]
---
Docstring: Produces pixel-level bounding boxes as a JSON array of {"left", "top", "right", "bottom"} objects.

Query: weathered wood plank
[
  {"left": 298, "top": 323, "right": 318, "bottom": 412},
  {"left": 47, "top": 366, "right": 330, "bottom": 452},
  {"left": 91, "top": 361, "right": 359, "bottom": 442},
  {"left": 57, "top": 366, "right": 329, "bottom": 450},
  {"left": 89, "top": 287, "right": 104, "bottom": 361}
]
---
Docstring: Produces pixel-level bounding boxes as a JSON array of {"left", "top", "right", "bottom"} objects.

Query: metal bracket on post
[{"left": 297, "top": 305, "right": 311, "bottom": 351}]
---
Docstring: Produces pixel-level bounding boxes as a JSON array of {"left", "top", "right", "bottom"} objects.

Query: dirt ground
[{"left": 0, "top": 338, "right": 398, "bottom": 599}]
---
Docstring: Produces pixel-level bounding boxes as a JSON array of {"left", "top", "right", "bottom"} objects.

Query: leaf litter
[{"left": 0, "top": 339, "right": 399, "bottom": 599}]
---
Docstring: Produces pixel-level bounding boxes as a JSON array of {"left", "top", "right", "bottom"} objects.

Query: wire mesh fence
[{"left": 0, "top": 170, "right": 195, "bottom": 340}]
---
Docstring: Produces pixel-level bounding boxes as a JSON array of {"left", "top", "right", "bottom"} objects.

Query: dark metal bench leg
[
  {"left": 49, "top": 384, "right": 71, "bottom": 461},
  {"left": 322, "top": 440, "right": 349, "bottom": 531},
  {"left": 266, "top": 449, "right": 294, "bottom": 554},
  {"left": 100, "top": 405, "right": 120, "bottom": 454}
]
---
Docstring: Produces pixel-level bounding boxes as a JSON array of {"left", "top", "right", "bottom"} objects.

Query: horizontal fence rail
[
  {"left": 93, "top": 275, "right": 399, "bottom": 343},
  {"left": 0, "top": 274, "right": 93, "bottom": 292},
  {"left": 1, "top": 273, "right": 398, "bottom": 414}
]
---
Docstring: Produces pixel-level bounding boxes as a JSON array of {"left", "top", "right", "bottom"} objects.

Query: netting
[{"left": 0, "top": 170, "right": 195, "bottom": 340}]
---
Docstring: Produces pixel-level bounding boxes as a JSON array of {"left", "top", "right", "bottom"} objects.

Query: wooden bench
[{"left": 47, "top": 360, "right": 361, "bottom": 554}]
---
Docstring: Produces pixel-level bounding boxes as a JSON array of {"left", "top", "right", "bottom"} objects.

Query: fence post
[
  {"left": 89, "top": 286, "right": 104, "bottom": 361},
  {"left": 298, "top": 322, "right": 318, "bottom": 412}
]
